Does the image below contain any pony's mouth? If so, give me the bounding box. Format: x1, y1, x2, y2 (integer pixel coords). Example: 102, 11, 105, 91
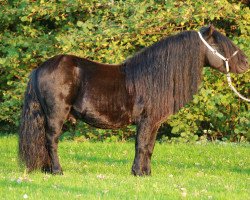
236, 64, 250, 74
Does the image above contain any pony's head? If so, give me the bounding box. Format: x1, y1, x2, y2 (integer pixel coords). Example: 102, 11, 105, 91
200, 25, 249, 74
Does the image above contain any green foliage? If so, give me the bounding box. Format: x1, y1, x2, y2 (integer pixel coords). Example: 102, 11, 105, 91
167, 69, 250, 143
0, 0, 249, 141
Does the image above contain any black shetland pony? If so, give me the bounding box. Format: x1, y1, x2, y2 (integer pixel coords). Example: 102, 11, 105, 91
19, 25, 249, 176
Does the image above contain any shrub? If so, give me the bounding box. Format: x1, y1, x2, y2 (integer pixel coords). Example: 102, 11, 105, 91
0, 0, 249, 141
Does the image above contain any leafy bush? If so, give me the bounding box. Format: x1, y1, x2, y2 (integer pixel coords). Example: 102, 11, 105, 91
0, 0, 249, 141
167, 69, 250, 142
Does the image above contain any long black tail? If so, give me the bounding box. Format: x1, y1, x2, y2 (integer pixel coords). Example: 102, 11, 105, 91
19, 69, 50, 172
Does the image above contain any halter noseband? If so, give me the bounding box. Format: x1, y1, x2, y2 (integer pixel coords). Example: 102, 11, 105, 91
198, 31, 250, 102
197, 31, 238, 73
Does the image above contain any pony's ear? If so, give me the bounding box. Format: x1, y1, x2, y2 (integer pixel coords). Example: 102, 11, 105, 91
200, 25, 215, 38
208, 24, 215, 37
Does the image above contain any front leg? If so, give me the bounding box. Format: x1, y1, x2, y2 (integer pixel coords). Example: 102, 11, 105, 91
132, 120, 160, 176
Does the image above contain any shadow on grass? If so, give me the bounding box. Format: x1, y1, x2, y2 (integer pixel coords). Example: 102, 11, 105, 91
152, 158, 250, 175
0, 133, 17, 138
63, 150, 250, 176
1, 136, 249, 177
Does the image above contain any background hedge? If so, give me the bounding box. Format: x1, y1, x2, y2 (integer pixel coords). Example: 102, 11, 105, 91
0, 0, 249, 142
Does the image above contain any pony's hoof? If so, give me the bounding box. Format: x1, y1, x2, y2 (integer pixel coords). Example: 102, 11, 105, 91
42, 166, 52, 174
43, 166, 63, 175
131, 165, 151, 176
52, 170, 63, 175
52, 168, 63, 175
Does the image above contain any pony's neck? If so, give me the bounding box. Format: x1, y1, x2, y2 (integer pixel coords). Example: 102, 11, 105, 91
123, 31, 205, 120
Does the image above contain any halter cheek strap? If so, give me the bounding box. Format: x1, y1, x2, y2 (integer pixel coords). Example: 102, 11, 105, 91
198, 31, 250, 102
197, 31, 238, 72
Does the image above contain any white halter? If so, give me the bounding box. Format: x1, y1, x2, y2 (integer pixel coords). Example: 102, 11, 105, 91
198, 31, 250, 102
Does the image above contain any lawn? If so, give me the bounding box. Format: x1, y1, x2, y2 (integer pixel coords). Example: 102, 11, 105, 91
0, 135, 249, 200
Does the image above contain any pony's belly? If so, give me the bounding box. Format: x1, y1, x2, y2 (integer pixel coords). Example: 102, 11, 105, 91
83, 115, 130, 129
71, 105, 132, 129
82, 112, 131, 129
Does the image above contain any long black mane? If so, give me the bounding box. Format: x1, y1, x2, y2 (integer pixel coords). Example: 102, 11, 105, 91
124, 31, 204, 120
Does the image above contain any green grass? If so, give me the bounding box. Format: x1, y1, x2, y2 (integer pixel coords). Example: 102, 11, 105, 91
0, 135, 249, 200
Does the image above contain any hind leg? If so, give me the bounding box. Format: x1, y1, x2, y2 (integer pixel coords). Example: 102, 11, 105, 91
45, 104, 71, 174
37, 55, 80, 174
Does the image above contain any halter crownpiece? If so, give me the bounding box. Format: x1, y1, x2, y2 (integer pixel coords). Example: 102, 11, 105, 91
197, 31, 250, 102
